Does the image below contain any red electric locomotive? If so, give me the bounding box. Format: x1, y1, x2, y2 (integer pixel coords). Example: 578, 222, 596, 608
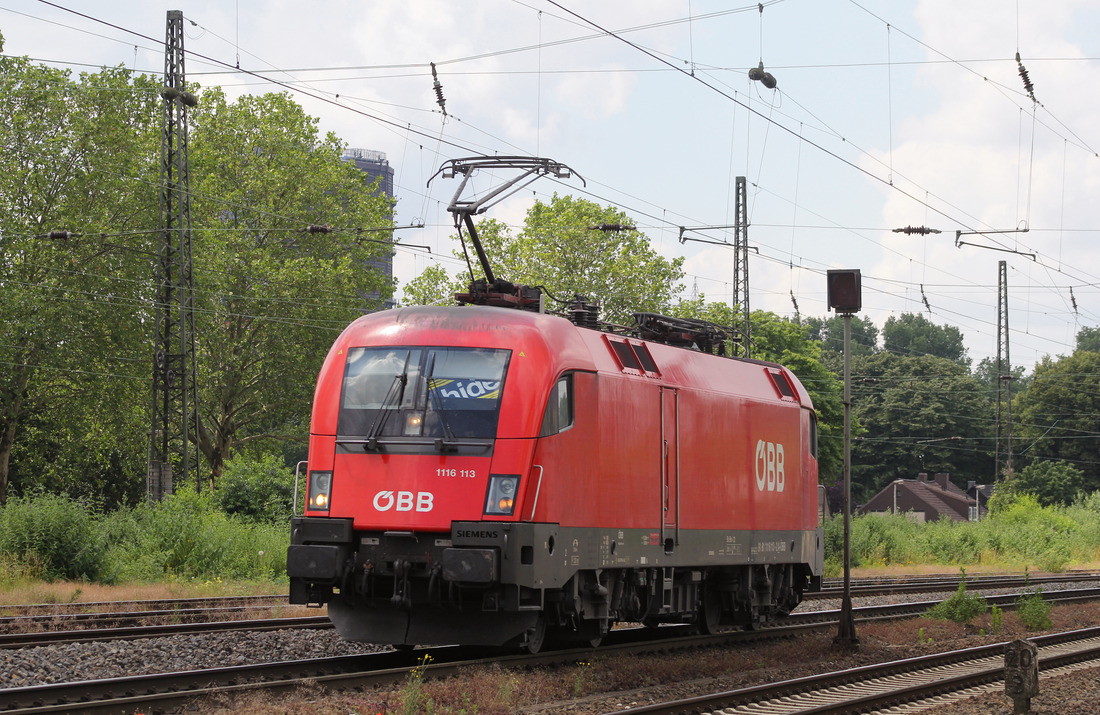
287, 157, 824, 651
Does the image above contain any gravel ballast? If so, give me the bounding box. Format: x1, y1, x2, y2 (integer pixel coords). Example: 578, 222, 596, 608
1, 580, 1098, 714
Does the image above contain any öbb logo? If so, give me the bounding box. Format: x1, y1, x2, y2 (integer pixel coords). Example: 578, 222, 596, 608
373, 490, 434, 512
754, 440, 785, 492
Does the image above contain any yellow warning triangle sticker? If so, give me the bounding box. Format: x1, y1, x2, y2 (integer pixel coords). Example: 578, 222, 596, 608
519, 351, 526, 357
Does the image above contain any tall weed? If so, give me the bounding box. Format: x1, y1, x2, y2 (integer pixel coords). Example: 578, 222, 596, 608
106, 491, 287, 582
0, 493, 107, 581
827, 491, 1100, 571
1016, 589, 1053, 630
926, 571, 987, 623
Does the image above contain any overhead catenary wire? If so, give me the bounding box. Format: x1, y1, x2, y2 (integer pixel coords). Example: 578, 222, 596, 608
10, 1, 1100, 363
15, 0, 1048, 247
15, 2, 1098, 261
8, 4, 1100, 473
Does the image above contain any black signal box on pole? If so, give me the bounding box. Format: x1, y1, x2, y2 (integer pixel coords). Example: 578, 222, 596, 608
827, 269, 862, 313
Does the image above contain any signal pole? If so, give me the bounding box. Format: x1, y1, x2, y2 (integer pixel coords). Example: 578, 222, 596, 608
995, 260, 1013, 480
147, 10, 200, 499
733, 176, 750, 358
828, 269, 861, 650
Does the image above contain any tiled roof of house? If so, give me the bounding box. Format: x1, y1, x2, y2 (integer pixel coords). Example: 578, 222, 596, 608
858, 472, 979, 522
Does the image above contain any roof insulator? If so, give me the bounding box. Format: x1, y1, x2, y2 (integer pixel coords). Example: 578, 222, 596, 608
430, 62, 448, 117
1015, 51, 1036, 103
892, 225, 941, 235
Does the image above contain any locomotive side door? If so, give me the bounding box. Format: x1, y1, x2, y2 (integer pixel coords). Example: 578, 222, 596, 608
660, 387, 679, 549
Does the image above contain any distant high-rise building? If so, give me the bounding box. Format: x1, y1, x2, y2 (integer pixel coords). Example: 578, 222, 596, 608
344, 147, 394, 197
343, 148, 395, 309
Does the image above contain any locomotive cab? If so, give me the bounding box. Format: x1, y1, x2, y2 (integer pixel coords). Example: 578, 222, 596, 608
288, 307, 589, 648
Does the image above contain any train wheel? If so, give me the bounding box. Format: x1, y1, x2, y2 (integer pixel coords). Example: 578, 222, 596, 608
524, 615, 547, 654
576, 618, 605, 648
698, 583, 722, 635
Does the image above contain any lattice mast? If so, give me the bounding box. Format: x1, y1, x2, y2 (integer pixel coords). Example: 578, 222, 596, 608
733, 176, 750, 357
147, 9, 200, 499
995, 260, 1013, 479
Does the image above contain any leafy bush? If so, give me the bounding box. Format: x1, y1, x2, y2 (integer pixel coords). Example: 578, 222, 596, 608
824, 511, 920, 572
982, 493, 1079, 571
826, 491, 1100, 572
0, 493, 107, 581
105, 490, 287, 582
215, 453, 298, 525
1016, 589, 1053, 630
926, 572, 987, 624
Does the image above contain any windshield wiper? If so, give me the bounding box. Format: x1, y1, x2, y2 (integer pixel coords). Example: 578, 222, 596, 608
363, 352, 411, 452
423, 353, 457, 452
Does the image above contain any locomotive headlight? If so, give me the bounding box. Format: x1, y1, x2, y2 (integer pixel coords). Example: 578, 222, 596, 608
484, 474, 519, 516
308, 470, 333, 512
404, 412, 423, 436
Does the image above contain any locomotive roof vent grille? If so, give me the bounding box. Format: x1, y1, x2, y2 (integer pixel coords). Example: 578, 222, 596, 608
606, 336, 661, 377
768, 369, 796, 401
633, 342, 659, 373
609, 340, 640, 370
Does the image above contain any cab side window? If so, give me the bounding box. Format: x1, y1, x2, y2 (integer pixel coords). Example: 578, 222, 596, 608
809, 411, 819, 459
539, 374, 574, 436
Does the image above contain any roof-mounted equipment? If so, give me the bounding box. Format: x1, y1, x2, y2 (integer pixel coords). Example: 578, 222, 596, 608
429, 156, 584, 312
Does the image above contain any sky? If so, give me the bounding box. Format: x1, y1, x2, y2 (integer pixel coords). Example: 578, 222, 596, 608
3, 0, 1099, 372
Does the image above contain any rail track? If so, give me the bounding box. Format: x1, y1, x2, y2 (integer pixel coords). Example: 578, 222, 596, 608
2, 575, 1097, 650
0, 615, 332, 649
601, 626, 1100, 714
0, 594, 288, 618
5, 571, 1094, 649
0, 594, 327, 649
2, 585, 1099, 714
810, 570, 1100, 599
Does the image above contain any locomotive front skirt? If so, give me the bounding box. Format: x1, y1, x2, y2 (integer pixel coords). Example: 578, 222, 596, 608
288, 305, 824, 650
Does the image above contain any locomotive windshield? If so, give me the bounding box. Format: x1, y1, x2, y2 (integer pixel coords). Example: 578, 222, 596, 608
338, 346, 510, 441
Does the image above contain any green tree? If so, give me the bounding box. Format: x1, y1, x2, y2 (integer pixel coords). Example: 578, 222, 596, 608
188, 88, 395, 484
973, 356, 1030, 396
804, 314, 879, 357
469, 195, 684, 324
1014, 460, 1084, 507
850, 353, 994, 501
882, 313, 969, 366
1014, 350, 1100, 494
0, 43, 159, 505
1075, 326, 1100, 353
401, 263, 465, 307
0, 44, 397, 501
215, 453, 297, 524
